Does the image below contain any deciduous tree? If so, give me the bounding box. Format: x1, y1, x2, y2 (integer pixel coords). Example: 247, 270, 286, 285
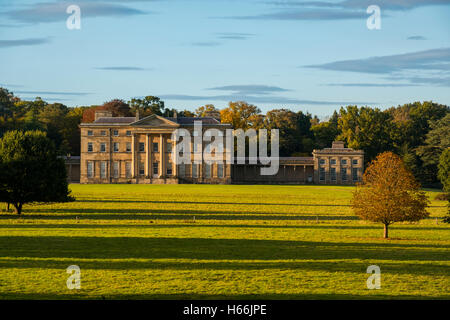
352, 152, 429, 238
0, 130, 74, 215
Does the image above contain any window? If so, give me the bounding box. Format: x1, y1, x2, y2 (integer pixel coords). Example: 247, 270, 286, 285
126, 142, 132, 152
87, 142, 93, 152
100, 143, 106, 152
113, 162, 119, 179
113, 142, 119, 152
205, 163, 211, 178
87, 162, 93, 178
331, 167, 337, 181
217, 163, 224, 178
319, 167, 325, 181
139, 142, 145, 152
192, 164, 198, 178
113, 130, 119, 136
352, 159, 358, 165
153, 143, 159, 153
341, 168, 348, 181
179, 164, 185, 177
125, 162, 132, 178
153, 162, 159, 175
167, 143, 172, 153
87, 130, 93, 136
167, 165, 173, 176
341, 159, 348, 165
101, 130, 106, 136
330, 159, 336, 165
139, 162, 145, 176
352, 168, 358, 181
319, 159, 325, 165
126, 130, 132, 136
100, 161, 107, 179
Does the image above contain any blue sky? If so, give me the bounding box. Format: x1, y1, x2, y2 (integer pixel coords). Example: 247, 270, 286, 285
0, 0, 449, 117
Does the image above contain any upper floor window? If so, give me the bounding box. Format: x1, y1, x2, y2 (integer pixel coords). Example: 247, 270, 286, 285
126, 130, 132, 136
113, 130, 119, 136
341, 159, 348, 166
139, 142, 145, 152
87, 142, 93, 152
126, 142, 132, 152
113, 142, 119, 152
100, 130, 106, 136
153, 142, 159, 153
87, 130, 93, 136
352, 159, 358, 165
330, 159, 336, 165
166, 143, 172, 153
100, 143, 106, 152
319, 159, 325, 165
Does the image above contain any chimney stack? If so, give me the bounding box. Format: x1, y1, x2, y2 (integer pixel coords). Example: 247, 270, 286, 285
136, 109, 140, 121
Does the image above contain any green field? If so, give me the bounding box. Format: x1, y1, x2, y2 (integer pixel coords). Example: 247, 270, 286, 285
0, 184, 448, 299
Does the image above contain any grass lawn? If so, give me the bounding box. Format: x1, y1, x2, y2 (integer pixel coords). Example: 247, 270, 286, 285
0, 184, 448, 299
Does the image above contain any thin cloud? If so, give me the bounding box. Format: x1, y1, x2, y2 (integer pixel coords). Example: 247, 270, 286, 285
207, 84, 291, 95
0, 37, 50, 48
190, 41, 222, 47
325, 83, 418, 87
304, 47, 450, 74
233, 9, 365, 20
161, 93, 376, 105
6, 2, 147, 24
407, 35, 427, 40
95, 66, 148, 71
216, 32, 255, 40
14, 90, 91, 96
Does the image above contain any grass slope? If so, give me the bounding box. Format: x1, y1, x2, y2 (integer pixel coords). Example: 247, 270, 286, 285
0, 185, 448, 299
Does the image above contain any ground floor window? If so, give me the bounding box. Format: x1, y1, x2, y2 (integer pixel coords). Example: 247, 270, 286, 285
319, 167, 325, 181
330, 167, 336, 181
139, 162, 145, 176
217, 163, 224, 178
179, 164, 185, 177
192, 164, 198, 178
341, 168, 347, 181
205, 163, 211, 178
125, 162, 132, 178
100, 161, 107, 179
87, 161, 93, 178
153, 162, 159, 175
113, 162, 119, 178
167, 165, 173, 176
352, 168, 358, 181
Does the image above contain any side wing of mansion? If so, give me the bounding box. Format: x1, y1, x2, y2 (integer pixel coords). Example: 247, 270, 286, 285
73, 111, 364, 185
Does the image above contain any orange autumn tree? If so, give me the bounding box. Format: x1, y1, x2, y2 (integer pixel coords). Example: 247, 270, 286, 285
352, 152, 429, 239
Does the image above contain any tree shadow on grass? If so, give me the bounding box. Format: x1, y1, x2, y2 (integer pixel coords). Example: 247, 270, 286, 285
0, 212, 360, 221
0, 236, 448, 263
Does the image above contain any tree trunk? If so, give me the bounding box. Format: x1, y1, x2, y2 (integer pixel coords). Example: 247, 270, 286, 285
14, 203, 22, 215
383, 224, 389, 239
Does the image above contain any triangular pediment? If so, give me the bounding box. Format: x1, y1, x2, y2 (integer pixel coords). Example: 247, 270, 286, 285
130, 115, 179, 127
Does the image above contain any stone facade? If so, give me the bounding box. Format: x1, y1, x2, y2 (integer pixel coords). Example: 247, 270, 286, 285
79, 112, 232, 184
77, 112, 364, 185
312, 141, 364, 185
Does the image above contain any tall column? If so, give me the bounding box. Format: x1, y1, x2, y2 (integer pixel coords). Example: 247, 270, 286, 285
173, 140, 177, 178
132, 134, 136, 178
159, 134, 164, 178
145, 134, 150, 177
303, 165, 306, 183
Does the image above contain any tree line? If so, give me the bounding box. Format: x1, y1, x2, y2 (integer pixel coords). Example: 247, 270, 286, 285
1, 87, 448, 188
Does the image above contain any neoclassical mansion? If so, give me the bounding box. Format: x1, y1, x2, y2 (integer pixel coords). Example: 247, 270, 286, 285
74, 110, 364, 185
